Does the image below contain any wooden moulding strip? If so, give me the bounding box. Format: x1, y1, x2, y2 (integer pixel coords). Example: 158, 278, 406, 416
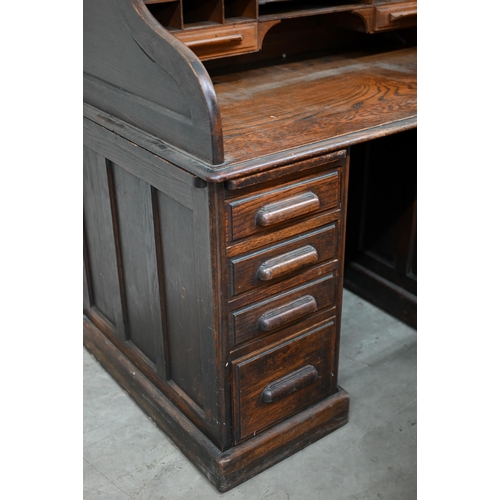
84, 102, 416, 183
83, 315, 350, 492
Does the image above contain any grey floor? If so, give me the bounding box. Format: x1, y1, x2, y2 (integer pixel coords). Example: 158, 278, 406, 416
83, 289, 417, 500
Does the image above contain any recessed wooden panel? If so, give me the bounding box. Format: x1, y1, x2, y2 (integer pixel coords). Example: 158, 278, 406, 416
112, 164, 165, 369
83, 147, 125, 337
232, 320, 336, 442
157, 191, 204, 407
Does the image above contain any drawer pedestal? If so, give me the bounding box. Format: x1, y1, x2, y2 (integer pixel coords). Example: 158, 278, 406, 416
84, 0, 417, 489
83, 122, 351, 490
84, 316, 349, 493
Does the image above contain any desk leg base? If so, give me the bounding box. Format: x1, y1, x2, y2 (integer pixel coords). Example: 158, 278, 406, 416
84, 317, 350, 492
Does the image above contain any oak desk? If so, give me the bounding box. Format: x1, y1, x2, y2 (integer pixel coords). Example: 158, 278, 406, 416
83, 0, 416, 491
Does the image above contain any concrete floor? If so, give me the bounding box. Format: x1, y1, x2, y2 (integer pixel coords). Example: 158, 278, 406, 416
83, 289, 417, 499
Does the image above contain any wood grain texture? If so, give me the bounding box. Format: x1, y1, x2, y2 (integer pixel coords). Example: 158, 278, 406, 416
232, 320, 336, 442
213, 47, 417, 163
157, 191, 205, 407
230, 224, 338, 296
81, 1, 419, 489
257, 245, 319, 281
111, 164, 167, 373
226, 210, 340, 258
83, 117, 196, 210
84, 101, 415, 182
84, 0, 223, 163
83, 147, 126, 339
191, 182, 232, 450
225, 150, 345, 190
231, 273, 336, 347
84, 316, 349, 492
84, 121, 231, 448
261, 365, 318, 403
226, 169, 340, 241
257, 295, 318, 332
373, 2, 417, 32
174, 22, 259, 60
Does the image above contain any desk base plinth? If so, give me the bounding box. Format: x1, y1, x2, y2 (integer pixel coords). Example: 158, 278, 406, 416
83, 317, 350, 492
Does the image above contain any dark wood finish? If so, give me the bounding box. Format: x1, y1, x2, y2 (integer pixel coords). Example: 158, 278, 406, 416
230, 224, 339, 296
84, 0, 416, 491
226, 169, 340, 241
256, 193, 320, 226
258, 295, 317, 332
227, 210, 341, 258
257, 245, 319, 280
83, 127, 232, 449
175, 22, 259, 60
231, 273, 336, 346
225, 150, 346, 190
84, 0, 223, 163
84, 101, 415, 182
214, 47, 416, 163
373, 2, 417, 31
83, 147, 127, 340
258, 3, 368, 22
344, 129, 416, 327
261, 365, 318, 403
183, 0, 223, 25
232, 320, 336, 442
111, 164, 167, 374
84, 317, 349, 492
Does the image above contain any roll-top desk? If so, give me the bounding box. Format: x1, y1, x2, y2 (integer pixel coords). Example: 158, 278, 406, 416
83, 0, 416, 491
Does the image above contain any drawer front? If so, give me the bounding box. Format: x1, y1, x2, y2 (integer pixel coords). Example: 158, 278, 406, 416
374, 2, 417, 31
231, 274, 337, 346
232, 321, 336, 442
229, 224, 338, 297
227, 170, 340, 242
174, 23, 258, 61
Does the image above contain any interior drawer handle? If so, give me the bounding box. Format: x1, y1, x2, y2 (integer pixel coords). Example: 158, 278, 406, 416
389, 9, 417, 21
258, 295, 318, 332
256, 192, 320, 227
257, 245, 319, 281
185, 35, 243, 49
261, 365, 318, 403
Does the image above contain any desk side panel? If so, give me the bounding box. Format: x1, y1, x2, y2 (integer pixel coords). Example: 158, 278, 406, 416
83, 0, 223, 164
83, 123, 229, 449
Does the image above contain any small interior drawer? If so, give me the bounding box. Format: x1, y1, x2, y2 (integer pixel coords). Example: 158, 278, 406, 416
374, 2, 417, 31
174, 23, 258, 61
229, 224, 338, 297
226, 170, 340, 242
231, 274, 337, 346
232, 320, 336, 443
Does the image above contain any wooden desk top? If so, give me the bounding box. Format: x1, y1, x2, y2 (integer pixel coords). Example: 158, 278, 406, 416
84, 41, 416, 182
214, 46, 417, 165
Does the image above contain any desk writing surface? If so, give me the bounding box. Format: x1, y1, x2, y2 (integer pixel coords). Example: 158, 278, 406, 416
212, 46, 417, 164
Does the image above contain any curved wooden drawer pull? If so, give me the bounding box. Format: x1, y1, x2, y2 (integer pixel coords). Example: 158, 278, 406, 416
258, 295, 318, 332
257, 245, 319, 281
390, 9, 417, 21
185, 35, 243, 49
256, 192, 320, 227
261, 365, 318, 403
